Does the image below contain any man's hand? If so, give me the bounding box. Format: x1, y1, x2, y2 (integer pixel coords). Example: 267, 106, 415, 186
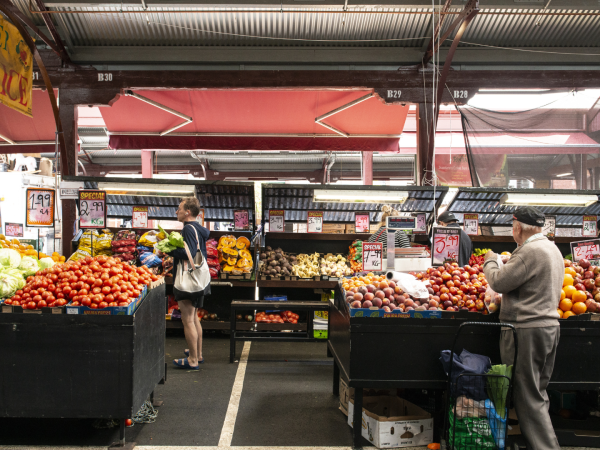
484, 250, 497, 263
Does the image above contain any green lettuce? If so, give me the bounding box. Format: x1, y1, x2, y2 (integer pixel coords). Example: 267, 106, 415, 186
0, 273, 20, 298
18, 256, 39, 277
0, 249, 21, 269
156, 239, 176, 253
39, 257, 55, 270
168, 232, 184, 248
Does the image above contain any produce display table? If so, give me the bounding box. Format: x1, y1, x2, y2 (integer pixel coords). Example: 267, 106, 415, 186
327, 288, 600, 447
0, 284, 167, 448
230, 300, 328, 362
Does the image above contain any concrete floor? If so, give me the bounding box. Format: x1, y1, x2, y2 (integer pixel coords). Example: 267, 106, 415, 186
0, 332, 595, 450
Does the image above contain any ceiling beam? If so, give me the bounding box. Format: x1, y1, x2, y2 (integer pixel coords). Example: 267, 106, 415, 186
32, 0, 72, 63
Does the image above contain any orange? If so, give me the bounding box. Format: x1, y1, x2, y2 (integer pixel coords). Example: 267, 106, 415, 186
559, 298, 573, 312
557, 308, 564, 318
563, 311, 576, 319
572, 290, 587, 303
563, 285, 577, 299
563, 274, 574, 287
560, 289, 566, 301
572, 302, 587, 315
565, 267, 577, 277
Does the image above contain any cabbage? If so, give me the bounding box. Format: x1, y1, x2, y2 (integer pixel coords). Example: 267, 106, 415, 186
18, 256, 39, 277
0, 249, 21, 269
0, 273, 19, 299
39, 257, 55, 270
156, 238, 176, 254
168, 232, 185, 248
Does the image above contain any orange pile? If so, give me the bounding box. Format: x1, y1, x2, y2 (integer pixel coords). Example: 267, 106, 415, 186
341, 273, 388, 292
560, 267, 588, 319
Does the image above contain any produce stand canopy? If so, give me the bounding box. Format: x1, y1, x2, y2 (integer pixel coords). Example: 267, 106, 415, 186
447, 187, 600, 228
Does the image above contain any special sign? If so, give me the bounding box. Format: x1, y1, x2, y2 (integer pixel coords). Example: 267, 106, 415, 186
79, 190, 107, 229
26, 188, 55, 227
234, 210, 249, 231
570, 239, 600, 262
0, 17, 33, 117
355, 213, 370, 233
269, 210, 285, 233
363, 242, 383, 271
431, 227, 461, 266
5, 222, 23, 238
307, 211, 323, 233
132, 206, 148, 228
583, 215, 597, 237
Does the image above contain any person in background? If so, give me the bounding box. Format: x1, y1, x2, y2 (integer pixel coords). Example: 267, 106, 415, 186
483, 206, 562, 450
436, 211, 473, 267
166, 197, 210, 370
368, 206, 410, 250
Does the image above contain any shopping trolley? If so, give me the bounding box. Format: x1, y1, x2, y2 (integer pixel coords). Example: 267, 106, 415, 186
441, 322, 518, 450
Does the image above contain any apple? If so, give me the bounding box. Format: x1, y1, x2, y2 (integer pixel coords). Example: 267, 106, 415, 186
584, 271, 595, 279
580, 259, 591, 269
564, 259, 572, 268
585, 299, 596, 312
584, 279, 596, 290
575, 283, 586, 292
594, 266, 600, 276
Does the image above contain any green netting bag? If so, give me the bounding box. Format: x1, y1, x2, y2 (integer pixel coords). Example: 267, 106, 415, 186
449, 408, 496, 450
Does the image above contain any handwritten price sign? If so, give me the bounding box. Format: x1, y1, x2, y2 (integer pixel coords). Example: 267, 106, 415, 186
583, 215, 597, 237
363, 242, 383, 271
307, 211, 323, 233
414, 213, 427, 234
543, 215, 556, 238
26, 188, 55, 227
570, 239, 600, 262
269, 210, 285, 233
132, 206, 148, 228
79, 190, 107, 229
464, 213, 479, 236
5, 223, 23, 238
234, 210, 249, 231
431, 227, 461, 266
355, 213, 370, 233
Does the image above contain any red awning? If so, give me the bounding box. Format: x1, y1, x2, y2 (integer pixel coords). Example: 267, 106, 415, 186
103, 90, 408, 152
0, 90, 57, 154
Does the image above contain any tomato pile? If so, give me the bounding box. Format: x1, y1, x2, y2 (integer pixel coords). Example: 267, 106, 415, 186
4, 255, 159, 310
255, 310, 299, 324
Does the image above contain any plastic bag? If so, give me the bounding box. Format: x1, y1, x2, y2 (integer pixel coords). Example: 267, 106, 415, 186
139, 230, 160, 247
484, 255, 504, 314
114, 230, 137, 241
440, 349, 492, 401
449, 408, 496, 450
455, 396, 487, 419
386, 271, 429, 299
485, 399, 507, 449
140, 252, 162, 268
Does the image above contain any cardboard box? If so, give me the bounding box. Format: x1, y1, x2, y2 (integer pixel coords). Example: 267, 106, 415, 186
339, 379, 393, 416
323, 224, 346, 234
348, 396, 433, 449
345, 224, 356, 234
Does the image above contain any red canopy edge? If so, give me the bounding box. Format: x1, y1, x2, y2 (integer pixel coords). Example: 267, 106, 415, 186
0, 144, 56, 154
108, 135, 400, 152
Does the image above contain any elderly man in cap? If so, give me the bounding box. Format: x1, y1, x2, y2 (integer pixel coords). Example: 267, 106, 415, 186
483, 206, 563, 450
436, 210, 473, 266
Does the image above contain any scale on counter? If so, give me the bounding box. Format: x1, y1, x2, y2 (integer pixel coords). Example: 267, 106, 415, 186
386, 216, 416, 231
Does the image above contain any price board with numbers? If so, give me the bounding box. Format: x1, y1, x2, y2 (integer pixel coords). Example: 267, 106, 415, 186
132, 206, 148, 228
583, 215, 597, 237
26, 188, 55, 227
363, 242, 383, 271
431, 227, 461, 266
414, 213, 427, 234
463, 214, 479, 236
307, 211, 323, 233
79, 190, 107, 229
269, 210, 285, 233
543, 215, 556, 238
5, 223, 23, 238
197, 209, 205, 227
355, 213, 370, 233
234, 210, 249, 231
570, 239, 600, 262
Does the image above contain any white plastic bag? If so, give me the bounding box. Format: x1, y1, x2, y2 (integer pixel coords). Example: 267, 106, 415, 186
484, 255, 503, 314
386, 271, 429, 299
455, 396, 487, 419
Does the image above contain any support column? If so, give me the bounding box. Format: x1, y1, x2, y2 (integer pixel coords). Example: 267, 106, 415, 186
594, 167, 600, 190
58, 102, 78, 258
141, 151, 154, 178
416, 103, 432, 186
362, 151, 373, 185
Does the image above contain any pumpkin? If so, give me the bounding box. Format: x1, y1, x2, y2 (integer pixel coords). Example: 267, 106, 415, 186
236, 236, 250, 249
239, 249, 252, 260
227, 256, 238, 266
221, 247, 238, 257
236, 258, 252, 268
222, 264, 234, 272
218, 235, 236, 249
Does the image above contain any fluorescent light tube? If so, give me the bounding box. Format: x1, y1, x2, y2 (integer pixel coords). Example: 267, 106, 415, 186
556, 173, 572, 177
500, 193, 597, 207
98, 182, 196, 197
313, 189, 408, 203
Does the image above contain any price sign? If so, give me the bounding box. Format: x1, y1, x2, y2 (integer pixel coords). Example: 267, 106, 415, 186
543, 215, 556, 238
431, 227, 461, 266
132, 206, 148, 228
234, 210, 249, 231
355, 213, 370, 233
197, 209, 205, 227
583, 215, 597, 237
79, 190, 107, 229
26, 188, 55, 227
363, 242, 383, 271
570, 239, 600, 262
463, 214, 479, 236
307, 211, 323, 233
414, 213, 427, 234
269, 210, 285, 233
5, 223, 23, 238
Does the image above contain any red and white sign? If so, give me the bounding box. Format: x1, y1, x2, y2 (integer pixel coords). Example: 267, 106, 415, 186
355, 213, 370, 233
463, 214, 479, 236
132, 206, 148, 228
414, 213, 427, 234
234, 210, 249, 231
197, 209, 205, 227
570, 239, 600, 262
5, 222, 23, 238
269, 210, 285, 233
307, 211, 323, 233
26, 188, 55, 227
431, 227, 461, 266
583, 215, 597, 237
363, 242, 383, 271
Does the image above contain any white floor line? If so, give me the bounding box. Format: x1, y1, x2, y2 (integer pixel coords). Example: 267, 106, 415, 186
218, 341, 252, 448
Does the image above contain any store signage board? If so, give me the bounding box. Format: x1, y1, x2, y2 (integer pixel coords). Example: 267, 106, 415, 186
363, 242, 383, 272
5, 223, 24, 238
26, 188, 55, 227
355, 213, 370, 233
79, 190, 107, 229
234, 210, 249, 231
132, 206, 148, 228
414, 213, 427, 234
431, 227, 461, 266
570, 239, 600, 262
59, 181, 84, 200
386, 217, 416, 231
269, 210, 285, 233
543, 215, 556, 239
463, 214, 479, 236
307, 211, 323, 233
583, 215, 597, 237
197, 209, 204, 227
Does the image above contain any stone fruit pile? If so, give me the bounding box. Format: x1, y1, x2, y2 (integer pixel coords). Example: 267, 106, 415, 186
558, 259, 600, 318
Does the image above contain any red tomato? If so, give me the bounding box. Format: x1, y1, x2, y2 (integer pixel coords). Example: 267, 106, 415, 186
70, 301, 80, 306
12, 301, 20, 306
41, 292, 50, 300
56, 292, 65, 299
83, 283, 91, 291
74, 270, 83, 277
32, 295, 42, 303
81, 297, 92, 307
93, 279, 102, 287
57, 299, 67, 306
38, 300, 47, 308
47, 296, 55, 303
30, 290, 39, 297
101, 286, 111, 294
132, 289, 140, 298
12, 295, 21, 302
105, 294, 115, 302
150, 275, 158, 281
48, 284, 56, 292
15, 290, 23, 296
92, 287, 102, 294
100, 273, 110, 281
63, 286, 72, 295
78, 288, 88, 296
4, 299, 12, 305
117, 293, 128, 302
27, 301, 36, 309
103, 279, 113, 287
109, 267, 120, 276
69, 290, 78, 299
89, 303, 98, 309
21, 293, 30, 300
98, 302, 108, 309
